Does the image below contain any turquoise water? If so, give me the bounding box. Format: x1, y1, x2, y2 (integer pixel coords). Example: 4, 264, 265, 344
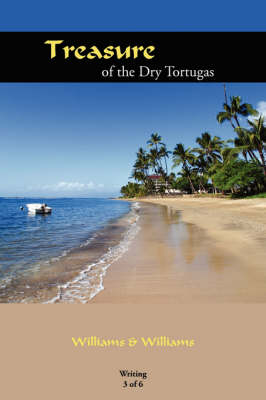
0, 197, 131, 296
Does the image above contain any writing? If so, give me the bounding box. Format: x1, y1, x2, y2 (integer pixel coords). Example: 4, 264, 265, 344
45, 40, 155, 60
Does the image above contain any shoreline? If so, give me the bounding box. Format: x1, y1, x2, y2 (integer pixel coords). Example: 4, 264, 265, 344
138, 197, 266, 260
92, 198, 266, 303
0, 200, 137, 303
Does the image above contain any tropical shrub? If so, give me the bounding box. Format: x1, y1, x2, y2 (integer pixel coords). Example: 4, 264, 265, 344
213, 160, 265, 194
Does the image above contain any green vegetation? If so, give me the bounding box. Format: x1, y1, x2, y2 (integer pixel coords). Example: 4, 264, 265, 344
244, 193, 266, 199
120, 86, 266, 198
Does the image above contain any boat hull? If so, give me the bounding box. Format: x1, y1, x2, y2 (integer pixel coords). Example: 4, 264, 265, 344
26, 203, 52, 214
35, 208, 52, 214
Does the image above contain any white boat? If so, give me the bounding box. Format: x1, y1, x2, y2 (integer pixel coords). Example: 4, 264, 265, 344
26, 203, 52, 214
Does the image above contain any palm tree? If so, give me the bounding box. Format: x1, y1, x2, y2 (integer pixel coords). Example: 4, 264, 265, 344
147, 133, 164, 150
131, 169, 145, 183
148, 148, 161, 174
235, 116, 266, 175
220, 146, 240, 164
172, 143, 196, 193
194, 132, 223, 164
217, 88, 258, 130
159, 144, 171, 175
147, 133, 164, 171
131, 147, 150, 187
193, 132, 227, 194
135, 147, 149, 177
136, 147, 147, 161
192, 155, 208, 192
233, 130, 259, 163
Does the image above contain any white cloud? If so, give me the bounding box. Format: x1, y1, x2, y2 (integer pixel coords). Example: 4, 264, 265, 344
55, 181, 96, 190
27, 181, 104, 192
249, 101, 266, 124
256, 101, 266, 119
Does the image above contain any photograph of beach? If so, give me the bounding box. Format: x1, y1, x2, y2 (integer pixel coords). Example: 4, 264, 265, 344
0, 83, 265, 303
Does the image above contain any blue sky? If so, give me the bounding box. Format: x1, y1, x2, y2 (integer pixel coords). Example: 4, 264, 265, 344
1, 0, 266, 196
0, 0, 266, 31
1, 83, 266, 197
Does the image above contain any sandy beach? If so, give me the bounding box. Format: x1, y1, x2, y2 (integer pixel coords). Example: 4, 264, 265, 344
92, 197, 266, 303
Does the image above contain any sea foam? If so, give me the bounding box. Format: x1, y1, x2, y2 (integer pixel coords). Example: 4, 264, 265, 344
45, 202, 140, 303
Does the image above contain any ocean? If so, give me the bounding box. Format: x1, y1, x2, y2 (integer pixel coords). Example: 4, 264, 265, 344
0, 197, 139, 303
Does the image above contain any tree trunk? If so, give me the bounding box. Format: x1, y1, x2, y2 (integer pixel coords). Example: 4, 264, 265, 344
251, 151, 260, 163
187, 174, 195, 193
223, 85, 237, 130
234, 115, 241, 128
164, 157, 168, 175
230, 119, 236, 130
258, 148, 266, 176
223, 84, 228, 105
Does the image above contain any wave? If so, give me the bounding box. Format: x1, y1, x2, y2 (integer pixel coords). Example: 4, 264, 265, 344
45, 202, 141, 303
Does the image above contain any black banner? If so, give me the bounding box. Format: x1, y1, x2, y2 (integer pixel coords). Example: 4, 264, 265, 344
0, 32, 265, 82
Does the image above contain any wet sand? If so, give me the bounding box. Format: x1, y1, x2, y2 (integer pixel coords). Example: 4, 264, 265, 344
0, 213, 134, 303
92, 199, 266, 303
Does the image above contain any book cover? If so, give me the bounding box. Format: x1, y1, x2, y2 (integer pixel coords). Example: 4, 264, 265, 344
0, 30, 265, 399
